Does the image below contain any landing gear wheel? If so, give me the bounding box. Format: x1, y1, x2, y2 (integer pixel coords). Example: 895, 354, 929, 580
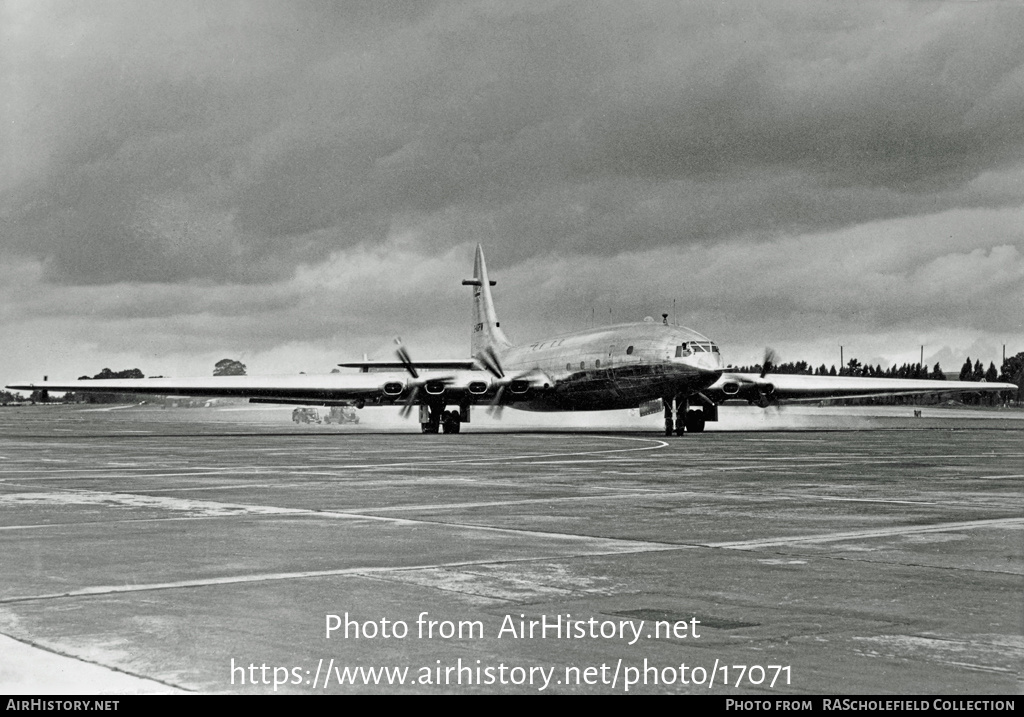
441, 411, 462, 434
684, 409, 706, 433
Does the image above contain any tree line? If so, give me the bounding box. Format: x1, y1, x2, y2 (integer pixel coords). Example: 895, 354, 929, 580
2, 359, 247, 405
733, 359, 947, 380
733, 351, 1023, 406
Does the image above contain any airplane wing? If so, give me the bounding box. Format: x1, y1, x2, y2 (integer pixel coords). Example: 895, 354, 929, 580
5, 368, 538, 408
704, 372, 1017, 406
6, 374, 394, 404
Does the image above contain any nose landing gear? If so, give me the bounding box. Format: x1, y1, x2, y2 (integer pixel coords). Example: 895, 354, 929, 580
663, 397, 706, 435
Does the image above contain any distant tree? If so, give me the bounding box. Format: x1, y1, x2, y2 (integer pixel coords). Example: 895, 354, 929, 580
91, 368, 144, 380
845, 358, 861, 376
214, 359, 246, 376
984, 362, 998, 383
829, 365, 837, 376
999, 351, 1024, 406
980, 362, 999, 405
959, 358, 973, 381
999, 352, 1024, 383
0, 390, 20, 404
75, 368, 145, 403
930, 363, 945, 380
973, 360, 985, 382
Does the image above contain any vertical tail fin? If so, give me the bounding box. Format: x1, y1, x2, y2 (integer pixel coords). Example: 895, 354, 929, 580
462, 244, 512, 356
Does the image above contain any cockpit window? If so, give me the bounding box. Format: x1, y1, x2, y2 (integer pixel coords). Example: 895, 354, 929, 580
676, 341, 719, 357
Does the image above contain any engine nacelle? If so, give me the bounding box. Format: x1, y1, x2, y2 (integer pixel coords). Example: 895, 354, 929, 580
755, 382, 775, 408
424, 380, 447, 395
509, 379, 530, 394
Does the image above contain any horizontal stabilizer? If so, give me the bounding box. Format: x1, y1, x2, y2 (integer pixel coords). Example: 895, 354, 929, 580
338, 359, 481, 372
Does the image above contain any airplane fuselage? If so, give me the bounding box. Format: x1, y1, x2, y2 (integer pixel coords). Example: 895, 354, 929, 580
498, 321, 724, 411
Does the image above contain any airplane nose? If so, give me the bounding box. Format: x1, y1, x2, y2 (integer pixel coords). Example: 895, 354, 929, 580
694, 353, 721, 370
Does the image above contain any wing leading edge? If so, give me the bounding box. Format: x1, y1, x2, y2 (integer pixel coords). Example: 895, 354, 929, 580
6, 374, 390, 402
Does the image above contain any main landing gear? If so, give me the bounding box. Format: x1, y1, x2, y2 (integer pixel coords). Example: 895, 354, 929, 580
420, 404, 464, 434
663, 397, 706, 436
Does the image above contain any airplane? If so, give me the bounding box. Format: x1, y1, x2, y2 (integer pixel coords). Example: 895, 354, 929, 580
7, 245, 1016, 435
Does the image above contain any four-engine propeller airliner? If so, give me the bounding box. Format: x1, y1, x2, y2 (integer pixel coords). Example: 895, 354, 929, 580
7, 245, 1016, 435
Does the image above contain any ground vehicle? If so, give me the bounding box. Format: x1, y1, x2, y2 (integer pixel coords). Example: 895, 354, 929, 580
291, 407, 321, 424
325, 406, 359, 424
291, 406, 359, 424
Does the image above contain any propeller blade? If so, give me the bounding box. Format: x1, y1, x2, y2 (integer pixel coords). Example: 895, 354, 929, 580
399, 386, 419, 419
487, 385, 505, 417
760, 347, 779, 379
476, 346, 505, 379
394, 338, 418, 379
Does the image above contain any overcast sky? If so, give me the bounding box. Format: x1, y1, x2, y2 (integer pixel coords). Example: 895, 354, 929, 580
2, 0, 1022, 384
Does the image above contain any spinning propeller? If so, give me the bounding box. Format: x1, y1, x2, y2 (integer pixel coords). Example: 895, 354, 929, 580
760, 347, 778, 379
757, 347, 781, 409
474, 348, 552, 418
393, 339, 454, 419
395, 338, 418, 379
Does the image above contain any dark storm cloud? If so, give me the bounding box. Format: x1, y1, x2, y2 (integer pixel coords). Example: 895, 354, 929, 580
3, 1, 1024, 286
